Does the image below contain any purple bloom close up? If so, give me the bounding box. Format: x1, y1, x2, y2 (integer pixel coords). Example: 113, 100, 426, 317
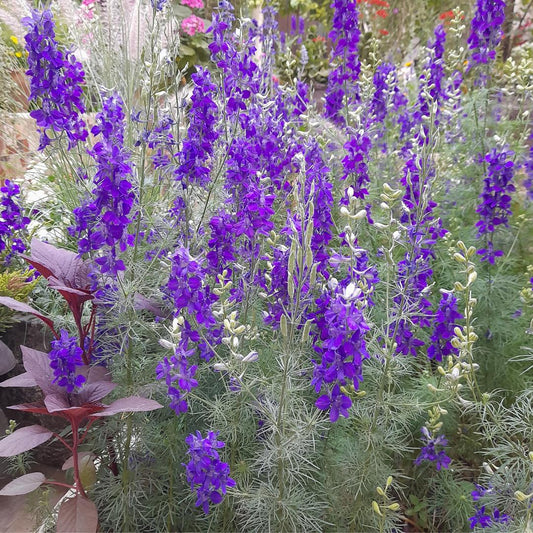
468, 0, 506, 65
183, 431, 236, 514
414, 426, 451, 471
23, 9, 88, 150
49, 330, 86, 393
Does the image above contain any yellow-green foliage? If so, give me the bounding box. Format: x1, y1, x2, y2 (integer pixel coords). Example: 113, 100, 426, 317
0, 269, 38, 334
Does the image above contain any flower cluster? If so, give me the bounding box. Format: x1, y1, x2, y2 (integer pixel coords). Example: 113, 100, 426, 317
469, 485, 510, 529
369, 62, 407, 127
183, 431, 236, 514
310, 279, 371, 422
156, 338, 198, 414
182, 0, 204, 7
414, 427, 451, 471
324, 0, 361, 126
71, 93, 135, 276
476, 148, 515, 264
417, 24, 447, 126
0, 180, 29, 262
428, 291, 462, 362
390, 152, 446, 356
146, 114, 177, 175
175, 67, 219, 188
22, 9, 88, 150
524, 130, 533, 201
341, 132, 372, 202
167, 247, 218, 334
48, 330, 86, 393
468, 0, 506, 65
181, 15, 205, 36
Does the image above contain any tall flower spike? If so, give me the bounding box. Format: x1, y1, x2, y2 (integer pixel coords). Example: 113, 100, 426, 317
324, 0, 361, 126
183, 431, 236, 514
71, 93, 136, 276
0, 180, 30, 262
22, 9, 88, 150
475, 148, 515, 264
428, 292, 463, 362
468, 0, 506, 65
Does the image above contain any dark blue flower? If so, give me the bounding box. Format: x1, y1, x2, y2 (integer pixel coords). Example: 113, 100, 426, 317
324, 0, 361, 126
22, 9, 88, 150
476, 148, 515, 264
468, 0, 506, 65
428, 292, 463, 361
183, 431, 236, 514
0, 180, 30, 262
414, 427, 451, 471
70, 93, 135, 276
49, 330, 86, 393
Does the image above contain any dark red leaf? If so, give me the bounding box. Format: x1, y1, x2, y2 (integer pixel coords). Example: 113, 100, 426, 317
0, 372, 38, 388
44, 393, 70, 413
84, 365, 112, 384
77, 381, 117, 404
0, 472, 46, 496
55, 404, 105, 426
56, 495, 98, 533
7, 402, 50, 415
0, 425, 53, 457
91, 396, 163, 417
24, 239, 92, 291
0, 297, 56, 333
0, 340, 16, 376
21, 345, 63, 396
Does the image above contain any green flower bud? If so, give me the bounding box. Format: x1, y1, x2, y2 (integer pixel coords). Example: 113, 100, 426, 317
372, 501, 382, 516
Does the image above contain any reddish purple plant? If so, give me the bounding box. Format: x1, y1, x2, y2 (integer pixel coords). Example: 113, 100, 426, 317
0, 239, 162, 532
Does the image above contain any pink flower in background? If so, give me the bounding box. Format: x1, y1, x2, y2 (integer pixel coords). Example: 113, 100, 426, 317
181, 15, 205, 36
82, 0, 97, 5
181, 0, 204, 8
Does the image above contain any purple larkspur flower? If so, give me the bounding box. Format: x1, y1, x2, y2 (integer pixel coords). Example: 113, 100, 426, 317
428, 291, 463, 361
324, 0, 361, 126
476, 148, 515, 264
310, 278, 371, 422
71, 93, 135, 276
22, 9, 88, 150
468, 0, 506, 65
156, 339, 198, 414
49, 330, 86, 393
414, 426, 451, 471
0, 180, 30, 262
175, 67, 219, 188
183, 431, 236, 514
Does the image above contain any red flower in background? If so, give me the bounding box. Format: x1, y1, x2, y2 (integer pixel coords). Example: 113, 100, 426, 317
357, 0, 389, 5
376, 9, 388, 18
440, 10, 454, 20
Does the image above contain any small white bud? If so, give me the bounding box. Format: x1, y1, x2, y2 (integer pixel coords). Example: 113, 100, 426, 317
242, 351, 259, 363
158, 339, 174, 350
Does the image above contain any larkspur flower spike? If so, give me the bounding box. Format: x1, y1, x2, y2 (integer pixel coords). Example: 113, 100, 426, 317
183, 431, 236, 514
